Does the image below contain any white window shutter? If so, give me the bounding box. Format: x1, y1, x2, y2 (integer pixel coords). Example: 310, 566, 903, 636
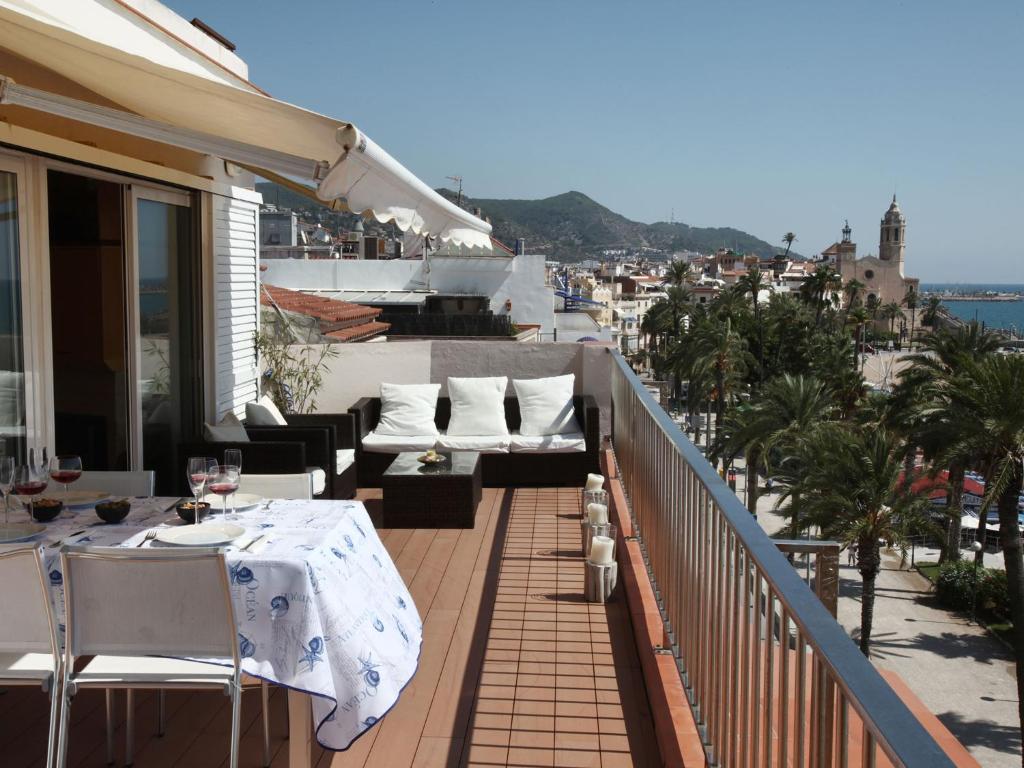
213, 193, 259, 419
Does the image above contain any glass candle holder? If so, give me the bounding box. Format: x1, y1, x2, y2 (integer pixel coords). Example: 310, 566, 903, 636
587, 523, 617, 565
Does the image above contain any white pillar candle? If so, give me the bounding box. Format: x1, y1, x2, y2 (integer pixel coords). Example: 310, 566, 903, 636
585, 473, 605, 492
587, 502, 608, 525
589, 535, 615, 565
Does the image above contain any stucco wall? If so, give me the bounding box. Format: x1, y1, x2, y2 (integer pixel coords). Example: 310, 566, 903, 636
312, 340, 614, 434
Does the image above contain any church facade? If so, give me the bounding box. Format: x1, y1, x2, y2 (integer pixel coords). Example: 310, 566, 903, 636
820, 196, 920, 309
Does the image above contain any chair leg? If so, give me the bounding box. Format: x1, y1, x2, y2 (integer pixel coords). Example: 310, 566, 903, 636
157, 690, 166, 736
46, 677, 60, 768
104, 689, 115, 766
229, 680, 242, 768
261, 682, 271, 767
125, 689, 135, 766
55, 684, 72, 768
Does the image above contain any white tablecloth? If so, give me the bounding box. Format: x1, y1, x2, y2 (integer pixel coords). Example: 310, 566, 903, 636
36, 497, 422, 751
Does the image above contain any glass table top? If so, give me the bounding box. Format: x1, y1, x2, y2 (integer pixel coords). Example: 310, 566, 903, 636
384, 451, 481, 478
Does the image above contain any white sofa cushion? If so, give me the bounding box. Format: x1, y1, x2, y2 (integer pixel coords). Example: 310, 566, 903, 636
376, 383, 441, 436
336, 448, 356, 474
362, 431, 437, 454
203, 412, 249, 442
245, 394, 288, 426
446, 376, 509, 436
509, 432, 587, 454
513, 374, 581, 436
436, 432, 510, 453
305, 467, 327, 496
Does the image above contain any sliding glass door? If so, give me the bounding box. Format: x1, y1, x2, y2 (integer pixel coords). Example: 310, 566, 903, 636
0, 168, 26, 462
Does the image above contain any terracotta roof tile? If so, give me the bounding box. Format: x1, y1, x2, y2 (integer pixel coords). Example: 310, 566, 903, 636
261, 284, 387, 342
325, 321, 391, 342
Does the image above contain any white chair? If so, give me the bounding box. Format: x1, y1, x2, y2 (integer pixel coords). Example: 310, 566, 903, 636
0, 543, 61, 768
239, 472, 314, 500
56, 546, 245, 768
74, 470, 155, 497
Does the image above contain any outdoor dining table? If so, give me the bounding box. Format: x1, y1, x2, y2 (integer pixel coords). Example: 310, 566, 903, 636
34, 496, 423, 766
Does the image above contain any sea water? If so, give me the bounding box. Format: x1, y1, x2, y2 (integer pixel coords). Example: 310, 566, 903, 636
921, 283, 1024, 334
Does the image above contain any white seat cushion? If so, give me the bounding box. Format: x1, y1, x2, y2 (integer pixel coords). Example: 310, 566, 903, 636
0, 652, 55, 682
362, 431, 437, 453
336, 448, 356, 474
446, 376, 509, 436
376, 383, 441, 437
513, 374, 582, 436
436, 432, 510, 453
73, 655, 233, 688
509, 432, 587, 454
306, 467, 327, 495
245, 394, 288, 426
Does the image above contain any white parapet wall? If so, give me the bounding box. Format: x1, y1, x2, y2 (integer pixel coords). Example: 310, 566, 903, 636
312, 340, 614, 434
261, 254, 556, 335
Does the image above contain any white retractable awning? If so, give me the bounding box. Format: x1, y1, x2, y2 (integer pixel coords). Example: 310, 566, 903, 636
0, 0, 492, 249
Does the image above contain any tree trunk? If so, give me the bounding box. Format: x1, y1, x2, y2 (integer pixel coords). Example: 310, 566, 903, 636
746, 454, 759, 515
942, 461, 965, 564
789, 491, 801, 538
858, 536, 881, 656
996, 469, 1024, 757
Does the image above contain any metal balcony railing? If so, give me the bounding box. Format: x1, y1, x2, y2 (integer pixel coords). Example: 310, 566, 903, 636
609, 352, 955, 768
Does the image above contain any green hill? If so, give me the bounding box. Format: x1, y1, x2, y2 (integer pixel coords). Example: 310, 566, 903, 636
255, 181, 790, 260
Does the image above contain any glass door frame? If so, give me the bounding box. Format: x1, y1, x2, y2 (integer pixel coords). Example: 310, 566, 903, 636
125, 184, 193, 470
0, 151, 44, 460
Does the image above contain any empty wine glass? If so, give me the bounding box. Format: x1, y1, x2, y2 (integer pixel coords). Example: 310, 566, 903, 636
208, 465, 240, 520
0, 456, 14, 531
50, 455, 82, 498
187, 456, 211, 526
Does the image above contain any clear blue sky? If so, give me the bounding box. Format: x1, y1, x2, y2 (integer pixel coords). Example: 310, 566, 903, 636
167, 0, 1022, 282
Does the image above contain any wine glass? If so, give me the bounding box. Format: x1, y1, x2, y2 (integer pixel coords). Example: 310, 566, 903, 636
208, 465, 240, 520
187, 457, 211, 526
15, 463, 48, 520
0, 456, 14, 531
50, 455, 82, 499
224, 449, 242, 517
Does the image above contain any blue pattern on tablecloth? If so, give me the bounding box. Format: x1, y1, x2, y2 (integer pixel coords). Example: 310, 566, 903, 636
36, 498, 422, 751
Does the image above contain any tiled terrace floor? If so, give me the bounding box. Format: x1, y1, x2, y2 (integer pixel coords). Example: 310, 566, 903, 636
1, 488, 659, 767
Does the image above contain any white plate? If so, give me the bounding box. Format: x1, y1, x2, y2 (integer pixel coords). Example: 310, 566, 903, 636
0, 522, 46, 544
154, 522, 246, 547
48, 490, 111, 509
200, 493, 263, 511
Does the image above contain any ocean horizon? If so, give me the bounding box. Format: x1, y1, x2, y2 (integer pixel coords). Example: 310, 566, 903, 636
921, 282, 1024, 333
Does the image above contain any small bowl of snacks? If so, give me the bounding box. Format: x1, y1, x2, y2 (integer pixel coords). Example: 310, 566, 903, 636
95, 499, 131, 524
176, 501, 211, 524
417, 449, 447, 465
30, 498, 63, 523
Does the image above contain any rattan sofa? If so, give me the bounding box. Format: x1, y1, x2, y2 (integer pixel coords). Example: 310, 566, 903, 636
349, 395, 600, 488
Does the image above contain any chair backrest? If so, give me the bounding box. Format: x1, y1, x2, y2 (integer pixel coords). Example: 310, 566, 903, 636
239, 472, 313, 500
61, 546, 238, 663
0, 544, 58, 656
75, 470, 155, 497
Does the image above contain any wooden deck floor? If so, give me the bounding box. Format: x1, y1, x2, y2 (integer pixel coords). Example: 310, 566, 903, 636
1, 488, 660, 767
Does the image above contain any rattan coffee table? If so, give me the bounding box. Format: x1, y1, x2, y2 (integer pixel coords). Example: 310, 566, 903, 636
381, 451, 482, 528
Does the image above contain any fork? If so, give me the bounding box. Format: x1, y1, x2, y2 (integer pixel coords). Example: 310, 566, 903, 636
136, 529, 159, 548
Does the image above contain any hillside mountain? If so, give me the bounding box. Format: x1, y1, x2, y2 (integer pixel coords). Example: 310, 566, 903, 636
255, 181, 790, 260
439, 190, 790, 260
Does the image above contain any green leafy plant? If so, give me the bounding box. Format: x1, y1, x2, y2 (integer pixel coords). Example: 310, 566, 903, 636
254, 329, 339, 414
935, 559, 1010, 620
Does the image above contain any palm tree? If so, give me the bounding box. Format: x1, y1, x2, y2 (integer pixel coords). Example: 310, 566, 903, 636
782, 232, 796, 258
843, 278, 866, 311
903, 287, 919, 349
922, 295, 943, 327
800, 265, 842, 327
848, 306, 871, 370
666, 260, 692, 287
719, 374, 834, 519
933, 355, 1024, 744
903, 323, 1000, 561
736, 266, 767, 374
795, 424, 935, 656
882, 301, 902, 339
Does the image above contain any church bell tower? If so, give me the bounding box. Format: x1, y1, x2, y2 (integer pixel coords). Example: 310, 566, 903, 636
879, 195, 906, 272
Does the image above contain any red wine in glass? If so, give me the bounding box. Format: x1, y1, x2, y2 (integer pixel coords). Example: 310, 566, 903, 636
209, 464, 240, 518
14, 480, 47, 495
50, 455, 83, 498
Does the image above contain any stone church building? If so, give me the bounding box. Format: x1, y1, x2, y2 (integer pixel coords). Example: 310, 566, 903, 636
821, 196, 920, 308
